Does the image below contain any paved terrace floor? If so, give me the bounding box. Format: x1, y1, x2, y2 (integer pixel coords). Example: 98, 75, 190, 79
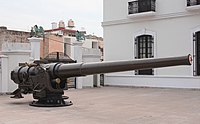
0, 87, 200, 124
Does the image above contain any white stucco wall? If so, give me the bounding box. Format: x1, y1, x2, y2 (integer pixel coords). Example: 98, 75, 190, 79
0, 43, 31, 93
82, 39, 99, 49
82, 39, 93, 48
104, 0, 189, 22
104, 15, 200, 76
103, 0, 200, 88
5, 52, 30, 92
0, 55, 8, 93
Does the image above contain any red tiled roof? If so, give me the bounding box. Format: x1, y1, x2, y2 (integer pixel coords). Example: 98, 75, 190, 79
44, 27, 77, 33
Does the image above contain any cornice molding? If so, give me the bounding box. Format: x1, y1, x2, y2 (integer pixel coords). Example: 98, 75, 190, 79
102, 11, 200, 27
186, 5, 200, 11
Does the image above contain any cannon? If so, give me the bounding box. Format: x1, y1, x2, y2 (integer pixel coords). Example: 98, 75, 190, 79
10, 55, 192, 107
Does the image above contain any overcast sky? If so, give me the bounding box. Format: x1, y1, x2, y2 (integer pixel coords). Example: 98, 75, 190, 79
0, 0, 103, 37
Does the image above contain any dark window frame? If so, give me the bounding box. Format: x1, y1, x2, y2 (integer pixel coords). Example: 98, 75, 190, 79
187, 0, 200, 6
64, 43, 68, 55
135, 35, 154, 75
194, 31, 200, 76
128, 0, 156, 15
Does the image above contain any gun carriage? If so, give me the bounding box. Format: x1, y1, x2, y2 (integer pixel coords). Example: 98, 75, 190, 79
11, 55, 192, 107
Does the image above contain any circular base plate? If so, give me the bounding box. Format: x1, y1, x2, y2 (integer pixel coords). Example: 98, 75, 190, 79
29, 101, 73, 107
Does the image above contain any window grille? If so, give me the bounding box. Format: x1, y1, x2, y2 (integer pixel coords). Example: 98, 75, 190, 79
194, 31, 200, 76
128, 0, 156, 14
187, 0, 200, 6
135, 35, 154, 75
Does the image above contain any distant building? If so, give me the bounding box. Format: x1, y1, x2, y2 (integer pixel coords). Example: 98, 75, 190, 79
41, 33, 64, 58
42, 21, 103, 61
0, 26, 30, 50
43, 26, 86, 58
85, 34, 104, 61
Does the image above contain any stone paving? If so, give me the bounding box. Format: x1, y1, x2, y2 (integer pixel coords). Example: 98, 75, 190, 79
0, 87, 200, 124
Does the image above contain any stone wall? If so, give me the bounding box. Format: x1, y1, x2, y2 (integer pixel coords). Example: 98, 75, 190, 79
0, 26, 30, 50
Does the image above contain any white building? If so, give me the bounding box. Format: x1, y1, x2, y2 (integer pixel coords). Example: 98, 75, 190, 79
102, 0, 200, 88
82, 38, 99, 49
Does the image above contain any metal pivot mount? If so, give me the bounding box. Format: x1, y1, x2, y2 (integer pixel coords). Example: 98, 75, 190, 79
29, 95, 72, 107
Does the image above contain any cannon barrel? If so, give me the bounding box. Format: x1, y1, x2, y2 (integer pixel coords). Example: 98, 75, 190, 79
10, 54, 192, 107
51, 54, 192, 78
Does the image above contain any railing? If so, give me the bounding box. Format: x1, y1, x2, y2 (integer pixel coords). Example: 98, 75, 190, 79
187, 0, 200, 6
128, 0, 156, 15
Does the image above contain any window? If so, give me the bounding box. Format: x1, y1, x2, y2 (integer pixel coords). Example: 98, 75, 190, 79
135, 35, 154, 75
64, 38, 71, 56
64, 43, 67, 55
194, 31, 200, 76
128, 0, 156, 14
187, 0, 200, 6
92, 42, 98, 49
